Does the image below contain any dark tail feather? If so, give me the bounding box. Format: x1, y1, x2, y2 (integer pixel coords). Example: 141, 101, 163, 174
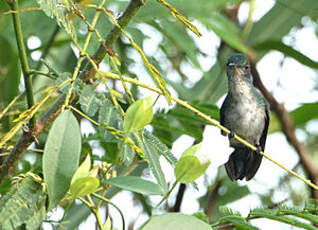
225, 148, 263, 181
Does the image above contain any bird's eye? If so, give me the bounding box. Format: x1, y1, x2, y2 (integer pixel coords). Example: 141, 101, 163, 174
244, 66, 249, 70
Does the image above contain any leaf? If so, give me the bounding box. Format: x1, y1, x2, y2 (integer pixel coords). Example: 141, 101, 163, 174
135, 134, 168, 194
156, 0, 201, 37
142, 213, 212, 230
70, 177, 100, 198
43, 110, 81, 210
121, 143, 135, 166
200, 13, 250, 54
36, 0, 75, 35
0, 176, 46, 230
143, 130, 177, 165
250, 209, 317, 230
104, 176, 163, 195
79, 85, 101, 116
71, 154, 91, 185
123, 97, 153, 133
269, 103, 318, 133
98, 97, 122, 141
254, 41, 318, 69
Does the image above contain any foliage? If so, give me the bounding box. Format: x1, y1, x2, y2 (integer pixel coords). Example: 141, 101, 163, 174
0, 0, 318, 229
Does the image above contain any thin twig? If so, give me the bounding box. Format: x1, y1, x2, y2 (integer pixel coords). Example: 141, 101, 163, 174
9, 0, 35, 129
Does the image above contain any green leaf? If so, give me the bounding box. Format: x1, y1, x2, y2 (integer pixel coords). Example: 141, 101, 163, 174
254, 41, 318, 69
0, 176, 46, 230
135, 134, 168, 194
144, 130, 177, 165
36, 0, 75, 34
71, 154, 91, 185
79, 85, 101, 116
104, 176, 163, 195
174, 144, 210, 184
142, 213, 212, 230
121, 143, 135, 166
70, 177, 100, 198
124, 97, 153, 132
250, 209, 317, 230
98, 97, 122, 141
43, 110, 81, 210
200, 13, 249, 54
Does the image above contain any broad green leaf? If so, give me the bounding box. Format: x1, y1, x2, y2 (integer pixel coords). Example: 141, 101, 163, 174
124, 97, 153, 133
71, 154, 91, 185
255, 41, 318, 69
43, 110, 81, 210
142, 213, 211, 230
104, 176, 163, 195
175, 144, 210, 184
79, 85, 100, 116
70, 177, 100, 198
0, 176, 46, 230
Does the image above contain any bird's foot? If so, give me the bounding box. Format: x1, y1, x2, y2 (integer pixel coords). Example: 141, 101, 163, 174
255, 144, 262, 155
228, 130, 235, 139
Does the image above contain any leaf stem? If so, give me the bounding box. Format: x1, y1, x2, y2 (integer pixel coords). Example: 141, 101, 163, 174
92, 193, 125, 230
9, 0, 35, 129
155, 180, 178, 209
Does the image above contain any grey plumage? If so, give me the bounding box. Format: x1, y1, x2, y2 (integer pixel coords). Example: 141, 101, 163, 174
220, 54, 270, 181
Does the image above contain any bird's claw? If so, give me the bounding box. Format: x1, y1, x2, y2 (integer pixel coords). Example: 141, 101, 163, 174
255, 144, 262, 155
228, 130, 235, 139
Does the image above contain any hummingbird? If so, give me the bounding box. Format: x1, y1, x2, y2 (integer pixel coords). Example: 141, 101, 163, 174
220, 54, 270, 181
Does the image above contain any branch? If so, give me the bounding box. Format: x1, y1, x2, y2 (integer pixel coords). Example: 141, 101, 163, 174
99, 72, 318, 191
0, 0, 144, 184
9, 0, 35, 129
250, 63, 318, 199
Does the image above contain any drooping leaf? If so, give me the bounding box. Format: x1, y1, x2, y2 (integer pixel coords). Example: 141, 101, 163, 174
142, 213, 212, 230
121, 143, 135, 166
104, 176, 163, 195
0, 176, 46, 230
43, 110, 81, 210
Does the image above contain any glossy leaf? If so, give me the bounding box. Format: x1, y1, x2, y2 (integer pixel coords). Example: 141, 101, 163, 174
104, 176, 163, 195
142, 213, 212, 230
43, 110, 81, 210
124, 97, 153, 133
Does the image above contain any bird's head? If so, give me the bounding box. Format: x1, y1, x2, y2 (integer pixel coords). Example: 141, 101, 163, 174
226, 54, 252, 82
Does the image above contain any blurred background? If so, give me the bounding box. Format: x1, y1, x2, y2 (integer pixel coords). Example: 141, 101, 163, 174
1, 0, 318, 229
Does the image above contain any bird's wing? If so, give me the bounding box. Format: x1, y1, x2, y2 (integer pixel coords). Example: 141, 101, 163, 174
220, 95, 229, 135
260, 105, 270, 151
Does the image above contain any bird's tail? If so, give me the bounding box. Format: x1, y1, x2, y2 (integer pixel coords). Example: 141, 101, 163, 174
225, 147, 262, 181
